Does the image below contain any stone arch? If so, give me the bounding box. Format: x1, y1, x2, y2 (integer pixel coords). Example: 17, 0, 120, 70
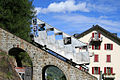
8, 47, 33, 80
8, 47, 33, 67
42, 65, 67, 80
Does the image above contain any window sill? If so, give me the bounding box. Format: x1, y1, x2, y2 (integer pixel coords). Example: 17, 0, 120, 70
106, 61, 111, 63
105, 49, 112, 50
93, 74, 100, 75
94, 61, 99, 62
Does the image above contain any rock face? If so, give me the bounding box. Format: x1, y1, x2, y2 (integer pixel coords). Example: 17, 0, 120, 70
0, 28, 97, 80
0, 52, 21, 80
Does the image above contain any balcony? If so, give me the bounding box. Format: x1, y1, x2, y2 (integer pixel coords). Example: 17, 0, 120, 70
104, 73, 115, 79
89, 37, 103, 45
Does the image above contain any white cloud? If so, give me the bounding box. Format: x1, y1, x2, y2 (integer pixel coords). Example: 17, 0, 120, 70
35, 0, 119, 15
87, 3, 117, 13
35, 0, 89, 14
54, 14, 120, 32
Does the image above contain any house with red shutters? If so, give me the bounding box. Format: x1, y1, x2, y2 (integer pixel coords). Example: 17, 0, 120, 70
74, 25, 120, 80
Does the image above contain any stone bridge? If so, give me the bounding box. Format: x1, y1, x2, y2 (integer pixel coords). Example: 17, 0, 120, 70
0, 28, 97, 80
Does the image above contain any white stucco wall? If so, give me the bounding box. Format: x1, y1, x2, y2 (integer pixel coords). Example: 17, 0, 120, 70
78, 30, 120, 80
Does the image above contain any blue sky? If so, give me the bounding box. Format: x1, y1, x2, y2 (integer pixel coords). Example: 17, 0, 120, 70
33, 0, 120, 37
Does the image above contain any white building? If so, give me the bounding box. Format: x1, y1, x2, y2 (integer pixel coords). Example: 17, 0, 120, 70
74, 25, 120, 80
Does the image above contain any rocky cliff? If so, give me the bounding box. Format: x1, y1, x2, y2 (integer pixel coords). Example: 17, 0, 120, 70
0, 52, 21, 80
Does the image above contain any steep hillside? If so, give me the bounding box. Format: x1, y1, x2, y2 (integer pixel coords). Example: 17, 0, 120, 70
0, 52, 20, 80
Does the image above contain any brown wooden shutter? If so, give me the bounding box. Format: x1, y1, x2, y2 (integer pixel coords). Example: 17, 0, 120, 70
94, 55, 98, 62
92, 33, 94, 38
99, 45, 100, 50
104, 67, 106, 74
92, 45, 94, 50
98, 33, 100, 38
111, 67, 113, 74
92, 67, 94, 74
111, 44, 113, 50
107, 55, 111, 62
98, 67, 100, 74
104, 44, 107, 50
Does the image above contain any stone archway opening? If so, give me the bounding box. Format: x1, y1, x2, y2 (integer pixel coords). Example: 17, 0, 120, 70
42, 65, 67, 80
8, 48, 32, 67
8, 48, 33, 80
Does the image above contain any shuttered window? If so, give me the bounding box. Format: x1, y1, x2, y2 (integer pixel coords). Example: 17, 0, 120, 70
92, 32, 101, 38
104, 67, 113, 74
92, 45, 100, 50
104, 44, 113, 50
107, 55, 111, 62
92, 67, 100, 74
94, 55, 98, 62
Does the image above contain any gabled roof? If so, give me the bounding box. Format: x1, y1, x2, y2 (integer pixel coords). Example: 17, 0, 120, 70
74, 25, 120, 45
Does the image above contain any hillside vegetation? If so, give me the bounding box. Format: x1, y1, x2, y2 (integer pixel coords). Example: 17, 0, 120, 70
0, 52, 20, 80
46, 66, 66, 80
0, 0, 35, 42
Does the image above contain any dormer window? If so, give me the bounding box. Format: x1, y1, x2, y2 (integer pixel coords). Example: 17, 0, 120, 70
92, 32, 100, 38
90, 32, 102, 45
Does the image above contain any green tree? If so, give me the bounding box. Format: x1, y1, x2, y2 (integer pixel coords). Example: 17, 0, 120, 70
0, 0, 35, 41
18, 52, 32, 67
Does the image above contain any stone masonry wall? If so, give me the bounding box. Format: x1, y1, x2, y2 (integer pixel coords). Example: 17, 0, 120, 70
0, 28, 97, 80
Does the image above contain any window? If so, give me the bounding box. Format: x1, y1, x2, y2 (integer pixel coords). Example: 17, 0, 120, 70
92, 32, 100, 38
55, 32, 63, 40
107, 55, 111, 62
104, 44, 113, 50
104, 67, 113, 75
92, 45, 100, 50
92, 67, 100, 74
47, 28, 54, 36
94, 55, 99, 62
32, 18, 37, 25
64, 37, 71, 45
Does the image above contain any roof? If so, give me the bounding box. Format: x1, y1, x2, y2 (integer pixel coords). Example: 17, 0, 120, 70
74, 25, 120, 45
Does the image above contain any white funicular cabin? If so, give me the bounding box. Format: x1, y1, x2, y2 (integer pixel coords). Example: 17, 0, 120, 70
31, 18, 89, 65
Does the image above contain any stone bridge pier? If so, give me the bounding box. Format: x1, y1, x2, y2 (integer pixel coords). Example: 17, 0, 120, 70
0, 28, 97, 80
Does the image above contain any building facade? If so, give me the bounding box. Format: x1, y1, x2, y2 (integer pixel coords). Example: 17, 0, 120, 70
74, 25, 120, 80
